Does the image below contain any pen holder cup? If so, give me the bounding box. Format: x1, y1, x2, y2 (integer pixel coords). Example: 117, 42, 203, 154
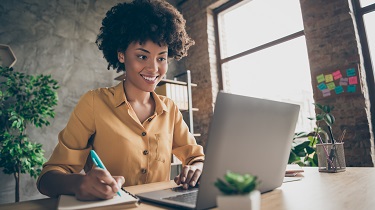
316, 143, 346, 173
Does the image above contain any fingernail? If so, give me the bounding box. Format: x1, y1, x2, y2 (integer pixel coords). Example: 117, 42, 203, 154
181, 177, 185, 183
190, 181, 195, 186
184, 184, 188, 189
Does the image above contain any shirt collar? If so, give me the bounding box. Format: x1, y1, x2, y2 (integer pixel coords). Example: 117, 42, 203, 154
114, 81, 168, 114
151, 91, 168, 115
114, 81, 127, 108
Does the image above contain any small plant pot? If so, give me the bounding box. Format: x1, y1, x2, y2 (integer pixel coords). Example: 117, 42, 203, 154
216, 190, 261, 210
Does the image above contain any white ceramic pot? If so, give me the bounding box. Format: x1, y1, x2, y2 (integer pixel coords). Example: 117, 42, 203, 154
216, 190, 261, 210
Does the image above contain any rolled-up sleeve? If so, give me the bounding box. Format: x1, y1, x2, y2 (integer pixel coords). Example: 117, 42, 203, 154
171, 103, 205, 166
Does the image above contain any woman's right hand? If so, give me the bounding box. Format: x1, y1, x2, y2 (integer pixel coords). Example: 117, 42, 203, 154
75, 167, 125, 201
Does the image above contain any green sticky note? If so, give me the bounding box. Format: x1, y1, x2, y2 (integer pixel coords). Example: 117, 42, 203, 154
316, 74, 325, 83
347, 85, 356, 93
347, 68, 356, 77
326, 82, 336, 90
335, 86, 344, 94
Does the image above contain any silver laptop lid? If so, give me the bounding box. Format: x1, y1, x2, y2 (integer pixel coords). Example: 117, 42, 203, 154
195, 91, 300, 210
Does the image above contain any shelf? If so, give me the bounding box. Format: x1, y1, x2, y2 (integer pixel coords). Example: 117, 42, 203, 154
114, 73, 197, 87
0, 44, 17, 68
180, 107, 199, 112
158, 78, 197, 87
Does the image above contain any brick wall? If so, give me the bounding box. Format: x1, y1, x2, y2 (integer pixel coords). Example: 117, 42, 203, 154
179, 0, 375, 166
178, 0, 221, 147
300, 0, 374, 166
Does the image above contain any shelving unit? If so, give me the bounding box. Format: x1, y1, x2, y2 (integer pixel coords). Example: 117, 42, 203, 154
169, 70, 199, 137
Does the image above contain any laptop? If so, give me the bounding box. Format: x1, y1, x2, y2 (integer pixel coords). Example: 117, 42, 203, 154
136, 91, 300, 210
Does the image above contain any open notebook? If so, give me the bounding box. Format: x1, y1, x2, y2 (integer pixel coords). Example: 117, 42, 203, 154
57, 189, 139, 210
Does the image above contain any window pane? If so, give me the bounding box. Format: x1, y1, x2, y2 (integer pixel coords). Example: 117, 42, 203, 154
359, 0, 375, 7
218, 0, 304, 58
364, 12, 375, 73
222, 36, 315, 132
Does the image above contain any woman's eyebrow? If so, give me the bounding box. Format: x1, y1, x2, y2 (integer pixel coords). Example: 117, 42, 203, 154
136, 48, 168, 55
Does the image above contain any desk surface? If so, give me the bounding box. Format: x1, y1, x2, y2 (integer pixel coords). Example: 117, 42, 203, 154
0, 167, 374, 210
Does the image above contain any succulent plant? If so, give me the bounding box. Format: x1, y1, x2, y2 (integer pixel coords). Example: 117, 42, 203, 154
214, 171, 259, 195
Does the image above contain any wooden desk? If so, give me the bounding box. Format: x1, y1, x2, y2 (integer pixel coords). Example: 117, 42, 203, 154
0, 167, 374, 210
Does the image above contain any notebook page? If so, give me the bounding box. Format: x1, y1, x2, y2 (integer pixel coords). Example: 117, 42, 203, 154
58, 189, 138, 210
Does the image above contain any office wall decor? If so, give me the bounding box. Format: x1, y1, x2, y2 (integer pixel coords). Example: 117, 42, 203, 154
313, 64, 361, 100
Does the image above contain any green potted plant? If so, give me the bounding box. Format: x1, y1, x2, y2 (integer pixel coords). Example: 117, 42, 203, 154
0, 66, 59, 202
288, 103, 334, 166
214, 171, 260, 210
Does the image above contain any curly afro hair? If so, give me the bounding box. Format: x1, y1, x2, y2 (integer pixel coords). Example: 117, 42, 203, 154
96, 0, 195, 72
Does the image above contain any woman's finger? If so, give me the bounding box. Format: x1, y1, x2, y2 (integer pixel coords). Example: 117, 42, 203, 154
189, 168, 202, 187
93, 168, 120, 194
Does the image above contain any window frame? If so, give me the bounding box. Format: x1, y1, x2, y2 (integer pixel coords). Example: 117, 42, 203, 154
351, 0, 375, 137
213, 0, 305, 91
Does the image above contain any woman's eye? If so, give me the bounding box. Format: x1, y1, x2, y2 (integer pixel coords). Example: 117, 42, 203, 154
159, 57, 167, 62
138, 55, 147, 60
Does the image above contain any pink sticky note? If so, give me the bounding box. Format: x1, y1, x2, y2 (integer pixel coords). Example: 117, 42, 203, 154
322, 89, 331, 97
332, 70, 342, 80
349, 76, 358, 85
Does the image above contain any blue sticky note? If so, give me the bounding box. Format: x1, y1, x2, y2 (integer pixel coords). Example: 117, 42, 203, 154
317, 83, 327, 90
347, 68, 356, 77
347, 85, 356, 93
335, 86, 344, 94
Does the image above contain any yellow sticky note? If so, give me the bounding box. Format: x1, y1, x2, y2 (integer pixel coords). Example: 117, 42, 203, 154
325, 74, 333, 82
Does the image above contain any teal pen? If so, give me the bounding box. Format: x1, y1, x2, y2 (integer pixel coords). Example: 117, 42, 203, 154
90, 150, 121, 197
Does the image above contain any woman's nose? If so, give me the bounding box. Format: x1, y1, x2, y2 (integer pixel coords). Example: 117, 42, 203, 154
146, 59, 158, 71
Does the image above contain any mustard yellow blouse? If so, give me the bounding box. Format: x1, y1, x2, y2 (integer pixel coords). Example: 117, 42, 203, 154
37, 81, 204, 188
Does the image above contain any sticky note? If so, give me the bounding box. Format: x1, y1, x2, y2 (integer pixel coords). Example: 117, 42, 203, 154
347, 68, 356, 77
322, 89, 331, 97
316, 74, 325, 83
325, 74, 334, 82
349, 76, 358, 85
339, 78, 348, 86
332, 70, 343, 80
335, 86, 344, 94
326, 82, 336, 90
317, 83, 327, 90
347, 85, 356, 93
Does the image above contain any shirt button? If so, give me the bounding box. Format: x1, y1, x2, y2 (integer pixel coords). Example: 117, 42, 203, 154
142, 132, 147, 136
141, 168, 147, 174
147, 118, 152, 122
143, 150, 149, 155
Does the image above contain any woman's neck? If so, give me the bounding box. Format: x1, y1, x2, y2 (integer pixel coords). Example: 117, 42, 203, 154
123, 80, 152, 104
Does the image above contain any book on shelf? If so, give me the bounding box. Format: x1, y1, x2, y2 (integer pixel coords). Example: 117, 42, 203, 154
57, 189, 139, 210
155, 83, 188, 110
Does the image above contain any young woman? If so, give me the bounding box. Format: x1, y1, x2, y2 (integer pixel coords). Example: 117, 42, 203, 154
37, 0, 204, 201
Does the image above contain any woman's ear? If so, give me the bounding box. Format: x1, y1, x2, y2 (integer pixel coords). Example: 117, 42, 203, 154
118, 52, 125, 63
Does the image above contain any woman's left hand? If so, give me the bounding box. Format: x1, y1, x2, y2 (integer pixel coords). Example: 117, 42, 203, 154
174, 162, 203, 189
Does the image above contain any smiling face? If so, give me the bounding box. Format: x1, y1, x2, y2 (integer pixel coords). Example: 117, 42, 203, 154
118, 40, 168, 93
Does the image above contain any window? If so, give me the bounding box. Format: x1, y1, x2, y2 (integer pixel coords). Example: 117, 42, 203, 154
362, 5, 375, 73
214, 0, 315, 132
352, 0, 375, 136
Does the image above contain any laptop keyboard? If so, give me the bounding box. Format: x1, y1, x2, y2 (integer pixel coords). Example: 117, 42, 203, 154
163, 191, 198, 205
